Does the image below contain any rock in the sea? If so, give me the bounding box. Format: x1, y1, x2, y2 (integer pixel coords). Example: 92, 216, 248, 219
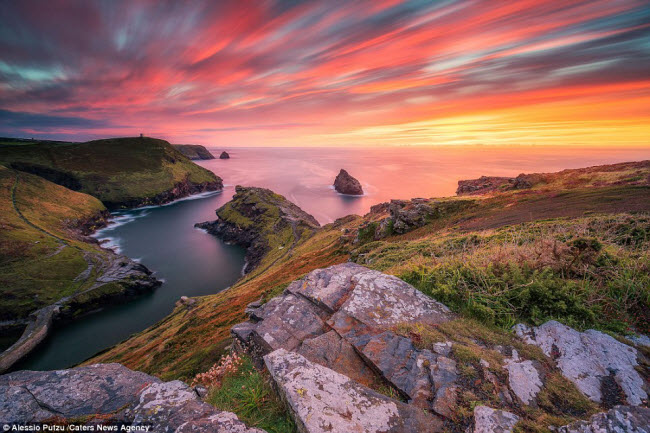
514, 321, 648, 406
233, 263, 455, 414
220, 151, 230, 159
557, 405, 650, 433
0, 363, 264, 432
264, 349, 443, 433
334, 169, 363, 195
472, 406, 519, 433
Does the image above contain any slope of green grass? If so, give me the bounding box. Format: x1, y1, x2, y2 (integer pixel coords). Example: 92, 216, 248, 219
0, 137, 221, 208
0, 165, 108, 323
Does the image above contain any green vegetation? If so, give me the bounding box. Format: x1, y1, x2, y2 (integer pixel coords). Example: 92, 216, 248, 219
0, 165, 112, 322
206, 356, 296, 433
373, 215, 650, 333
0, 137, 221, 208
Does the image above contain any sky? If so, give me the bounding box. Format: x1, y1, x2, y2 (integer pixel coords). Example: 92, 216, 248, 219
1, 0, 649, 147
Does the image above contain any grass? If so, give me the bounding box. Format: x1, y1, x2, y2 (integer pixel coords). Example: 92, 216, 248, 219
206, 355, 296, 433
0, 137, 221, 208
354, 214, 650, 334
0, 165, 113, 322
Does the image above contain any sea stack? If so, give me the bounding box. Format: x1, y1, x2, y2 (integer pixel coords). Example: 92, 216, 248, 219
220, 151, 230, 159
334, 169, 363, 195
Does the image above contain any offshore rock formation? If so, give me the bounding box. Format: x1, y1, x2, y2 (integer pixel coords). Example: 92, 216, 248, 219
220, 151, 230, 159
172, 144, 215, 160
196, 186, 319, 273
333, 169, 363, 195
0, 363, 263, 432
232, 263, 650, 433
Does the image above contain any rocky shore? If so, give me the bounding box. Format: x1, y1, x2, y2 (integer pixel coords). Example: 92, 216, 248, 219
0, 253, 159, 374
196, 186, 319, 273
105, 176, 223, 209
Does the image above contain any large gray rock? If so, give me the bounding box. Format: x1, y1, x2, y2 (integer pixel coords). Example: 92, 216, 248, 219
557, 406, 650, 433
233, 263, 456, 408
0, 363, 264, 432
0, 363, 158, 418
132, 380, 265, 433
472, 406, 519, 433
264, 349, 443, 433
514, 321, 648, 406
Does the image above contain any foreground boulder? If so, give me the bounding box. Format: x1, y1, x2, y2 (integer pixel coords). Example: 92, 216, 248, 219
233, 263, 455, 421
0, 363, 264, 432
515, 321, 648, 406
264, 349, 442, 433
333, 169, 363, 195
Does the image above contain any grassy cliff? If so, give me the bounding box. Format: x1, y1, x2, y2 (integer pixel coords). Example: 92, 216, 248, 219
0, 137, 222, 208
0, 165, 160, 333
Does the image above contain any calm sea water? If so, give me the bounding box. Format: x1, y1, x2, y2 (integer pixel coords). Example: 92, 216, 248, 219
200, 146, 650, 224
14, 146, 650, 370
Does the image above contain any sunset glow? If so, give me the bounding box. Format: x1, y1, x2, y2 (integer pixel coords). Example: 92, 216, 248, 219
1, 0, 649, 147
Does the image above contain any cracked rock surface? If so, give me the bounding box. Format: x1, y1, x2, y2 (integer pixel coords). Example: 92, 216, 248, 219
514, 321, 648, 406
0, 363, 264, 432
264, 349, 442, 433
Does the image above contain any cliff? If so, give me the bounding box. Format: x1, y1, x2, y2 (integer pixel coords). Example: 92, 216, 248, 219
196, 186, 320, 273
173, 144, 216, 160
0, 165, 160, 373
0, 137, 223, 209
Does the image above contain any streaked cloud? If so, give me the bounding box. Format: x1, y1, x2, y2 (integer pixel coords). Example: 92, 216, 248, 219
0, 0, 648, 146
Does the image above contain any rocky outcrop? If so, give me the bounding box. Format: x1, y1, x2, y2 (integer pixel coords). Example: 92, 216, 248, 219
456, 174, 540, 195
557, 406, 650, 433
0, 255, 160, 374
514, 321, 648, 406
264, 349, 442, 433
220, 151, 230, 159
353, 197, 476, 242
196, 186, 319, 273
472, 406, 519, 433
333, 169, 363, 195
0, 363, 264, 432
172, 144, 215, 160
233, 263, 456, 424
106, 175, 223, 209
